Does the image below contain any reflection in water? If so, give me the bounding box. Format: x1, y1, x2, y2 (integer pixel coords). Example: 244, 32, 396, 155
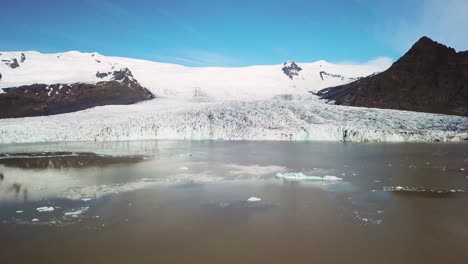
0, 152, 148, 169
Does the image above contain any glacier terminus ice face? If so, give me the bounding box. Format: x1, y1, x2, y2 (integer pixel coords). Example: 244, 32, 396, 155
0, 97, 466, 143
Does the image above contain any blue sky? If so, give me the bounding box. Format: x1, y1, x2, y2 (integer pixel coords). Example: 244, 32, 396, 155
2, 0, 467, 66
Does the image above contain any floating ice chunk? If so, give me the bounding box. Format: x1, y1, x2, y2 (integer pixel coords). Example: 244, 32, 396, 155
275, 172, 342, 181
179, 166, 189, 170
64, 210, 84, 216
323, 176, 343, 181
32, 218, 39, 222
81, 198, 92, 202
37, 206, 54, 212
16, 210, 24, 214
395, 186, 404, 191
247, 197, 261, 202
64, 206, 89, 217
460, 168, 466, 171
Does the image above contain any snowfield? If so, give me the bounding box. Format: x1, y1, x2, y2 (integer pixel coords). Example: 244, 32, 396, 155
0, 97, 466, 143
0, 51, 384, 99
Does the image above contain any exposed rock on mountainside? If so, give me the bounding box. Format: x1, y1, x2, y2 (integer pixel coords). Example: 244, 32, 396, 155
317, 36, 468, 116
0, 68, 154, 118
282, 61, 302, 79
319, 71, 362, 82
2, 58, 20, 69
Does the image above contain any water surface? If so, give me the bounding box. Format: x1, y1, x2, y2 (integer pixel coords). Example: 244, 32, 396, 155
0, 141, 467, 264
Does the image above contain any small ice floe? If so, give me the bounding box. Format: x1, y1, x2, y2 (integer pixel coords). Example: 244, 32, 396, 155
81, 198, 92, 202
140, 178, 156, 182
36, 206, 54, 212
64, 210, 84, 217
275, 172, 343, 182
31, 218, 39, 222
64, 207, 89, 217
179, 166, 189, 170
16, 210, 24, 214
247, 197, 261, 202
395, 186, 404, 191
460, 168, 466, 171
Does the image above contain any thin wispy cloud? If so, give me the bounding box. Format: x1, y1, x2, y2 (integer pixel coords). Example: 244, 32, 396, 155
378, 0, 468, 52
153, 50, 243, 67
337, 56, 394, 70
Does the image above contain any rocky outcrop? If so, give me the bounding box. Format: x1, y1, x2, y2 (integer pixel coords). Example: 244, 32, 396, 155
319, 71, 362, 82
2, 58, 20, 69
317, 36, 468, 116
282, 61, 302, 79
0, 68, 154, 118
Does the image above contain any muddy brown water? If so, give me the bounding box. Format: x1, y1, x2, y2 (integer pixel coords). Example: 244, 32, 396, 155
0, 140, 467, 264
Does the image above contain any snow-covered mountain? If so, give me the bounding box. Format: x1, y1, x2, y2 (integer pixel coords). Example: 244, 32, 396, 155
0, 51, 385, 100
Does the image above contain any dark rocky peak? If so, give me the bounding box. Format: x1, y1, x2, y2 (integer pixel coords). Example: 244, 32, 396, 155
410, 36, 454, 52
111, 68, 134, 81
317, 36, 468, 116
393, 36, 461, 68
2, 58, 20, 69
282, 61, 302, 79
20, 53, 26, 63
96, 68, 141, 90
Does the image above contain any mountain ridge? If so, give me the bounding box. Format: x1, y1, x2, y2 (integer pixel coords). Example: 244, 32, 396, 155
0, 50, 387, 100
317, 36, 468, 116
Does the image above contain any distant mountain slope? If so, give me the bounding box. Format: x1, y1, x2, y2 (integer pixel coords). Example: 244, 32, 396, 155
0, 68, 154, 118
0, 51, 385, 100
317, 37, 468, 116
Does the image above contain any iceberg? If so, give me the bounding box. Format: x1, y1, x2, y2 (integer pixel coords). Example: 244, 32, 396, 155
36, 206, 54, 212
275, 172, 343, 181
247, 197, 262, 202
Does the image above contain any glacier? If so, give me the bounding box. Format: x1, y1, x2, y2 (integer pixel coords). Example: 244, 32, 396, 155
0, 50, 466, 143
0, 97, 466, 143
